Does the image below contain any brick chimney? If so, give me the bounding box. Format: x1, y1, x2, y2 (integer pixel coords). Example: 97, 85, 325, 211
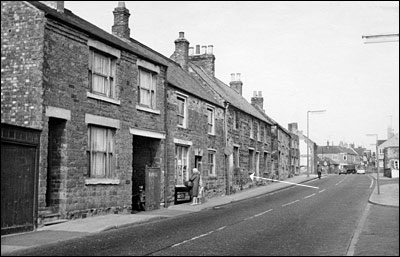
189, 44, 215, 77
170, 32, 189, 71
251, 91, 264, 110
288, 123, 298, 132
40, 1, 64, 13
229, 73, 243, 95
112, 2, 130, 39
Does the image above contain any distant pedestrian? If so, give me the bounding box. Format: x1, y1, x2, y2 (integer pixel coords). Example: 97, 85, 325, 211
317, 164, 322, 179
189, 168, 200, 205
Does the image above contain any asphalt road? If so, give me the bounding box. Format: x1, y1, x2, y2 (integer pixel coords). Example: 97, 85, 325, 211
9, 174, 395, 256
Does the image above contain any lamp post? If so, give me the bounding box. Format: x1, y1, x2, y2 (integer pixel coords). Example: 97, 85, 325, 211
366, 134, 380, 194
307, 110, 326, 177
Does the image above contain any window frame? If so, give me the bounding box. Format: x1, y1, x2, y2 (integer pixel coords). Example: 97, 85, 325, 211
87, 125, 115, 179
138, 68, 157, 109
177, 93, 188, 128
88, 49, 116, 99
207, 105, 215, 135
175, 145, 190, 185
208, 150, 216, 176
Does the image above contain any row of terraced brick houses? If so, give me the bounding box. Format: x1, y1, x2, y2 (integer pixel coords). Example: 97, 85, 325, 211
1, 1, 300, 235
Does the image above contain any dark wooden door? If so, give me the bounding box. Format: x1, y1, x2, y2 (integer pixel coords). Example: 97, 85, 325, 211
145, 166, 161, 211
1, 143, 37, 235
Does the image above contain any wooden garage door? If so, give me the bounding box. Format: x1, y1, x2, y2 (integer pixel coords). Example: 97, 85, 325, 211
1, 125, 40, 235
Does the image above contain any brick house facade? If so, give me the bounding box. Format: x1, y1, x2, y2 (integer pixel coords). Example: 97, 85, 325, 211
1, 1, 170, 232
167, 32, 226, 203
1, 1, 299, 234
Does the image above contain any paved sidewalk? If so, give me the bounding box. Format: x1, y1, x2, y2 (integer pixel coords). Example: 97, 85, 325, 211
2, 173, 398, 255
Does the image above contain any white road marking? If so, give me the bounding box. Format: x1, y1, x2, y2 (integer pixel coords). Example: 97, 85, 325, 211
304, 193, 316, 199
318, 189, 326, 193
346, 203, 371, 255
282, 200, 299, 207
335, 178, 346, 186
368, 175, 374, 188
254, 209, 273, 217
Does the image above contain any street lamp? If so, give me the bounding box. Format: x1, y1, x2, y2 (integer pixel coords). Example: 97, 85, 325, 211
366, 133, 380, 194
307, 110, 326, 177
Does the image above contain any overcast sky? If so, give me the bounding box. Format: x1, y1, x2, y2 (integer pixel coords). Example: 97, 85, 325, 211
65, 1, 399, 152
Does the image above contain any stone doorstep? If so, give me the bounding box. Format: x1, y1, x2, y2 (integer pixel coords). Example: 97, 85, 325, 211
43, 219, 69, 226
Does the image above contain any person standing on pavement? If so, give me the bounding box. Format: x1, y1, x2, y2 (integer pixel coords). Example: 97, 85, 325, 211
189, 168, 200, 205
317, 164, 322, 179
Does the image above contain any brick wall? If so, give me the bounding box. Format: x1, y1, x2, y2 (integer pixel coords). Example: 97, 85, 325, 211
3, 2, 167, 220
1, 1, 45, 129
165, 87, 225, 204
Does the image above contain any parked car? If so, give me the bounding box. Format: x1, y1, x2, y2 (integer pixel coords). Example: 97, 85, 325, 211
356, 166, 366, 174
339, 164, 356, 175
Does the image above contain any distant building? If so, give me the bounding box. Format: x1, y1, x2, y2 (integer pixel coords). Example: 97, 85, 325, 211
378, 134, 399, 171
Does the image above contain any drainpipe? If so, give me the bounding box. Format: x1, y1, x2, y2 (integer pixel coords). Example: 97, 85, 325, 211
224, 101, 230, 195
163, 80, 169, 208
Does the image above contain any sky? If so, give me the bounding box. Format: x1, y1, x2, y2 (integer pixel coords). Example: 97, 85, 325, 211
65, 1, 399, 152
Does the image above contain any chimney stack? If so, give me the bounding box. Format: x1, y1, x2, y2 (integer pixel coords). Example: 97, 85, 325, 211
229, 73, 243, 95
112, 2, 131, 39
288, 123, 298, 132
189, 44, 216, 77
251, 90, 264, 110
40, 1, 64, 13
171, 32, 190, 70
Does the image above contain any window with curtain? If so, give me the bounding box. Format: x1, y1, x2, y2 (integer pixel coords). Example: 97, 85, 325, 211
207, 106, 215, 135
177, 95, 187, 127
87, 125, 115, 178
89, 50, 116, 98
138, 68, 157, 109
175, 145, 189, 185
208, 151, 216, 176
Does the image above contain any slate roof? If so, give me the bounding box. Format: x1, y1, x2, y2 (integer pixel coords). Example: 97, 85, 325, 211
29, 1, 170, 67
189, 63, 272, 125
166, 62, 223, 107
317, 145, 358, 155
29, 1, 223, 108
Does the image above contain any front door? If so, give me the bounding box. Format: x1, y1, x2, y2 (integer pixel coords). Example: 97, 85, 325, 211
1, 124, 40, 235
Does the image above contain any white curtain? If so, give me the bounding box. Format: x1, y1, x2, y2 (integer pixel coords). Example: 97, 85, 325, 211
91, 51, 113, 97
89, 126, 114, 178
139, 70, 156, 108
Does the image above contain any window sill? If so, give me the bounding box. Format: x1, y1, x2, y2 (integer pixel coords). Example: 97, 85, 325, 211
85, 178, 120, 185
87, 92, 121, 105
136, 105, 161, 115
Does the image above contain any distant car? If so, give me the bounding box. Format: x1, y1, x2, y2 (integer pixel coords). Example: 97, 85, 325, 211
339, 164, 356, 175
356, 166, 366, 174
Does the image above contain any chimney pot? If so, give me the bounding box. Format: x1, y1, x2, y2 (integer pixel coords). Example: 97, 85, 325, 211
201, 46, 207, 55
253, 91, 257, 97
207, 45, 213, 54
179, 31, 185, 38
236, 73, 241, 81
196, 45, 200, 55
189, 47, 194, 56
118, 1, 125, 7
258, 91, 262, 96
231, 73, 235, 81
